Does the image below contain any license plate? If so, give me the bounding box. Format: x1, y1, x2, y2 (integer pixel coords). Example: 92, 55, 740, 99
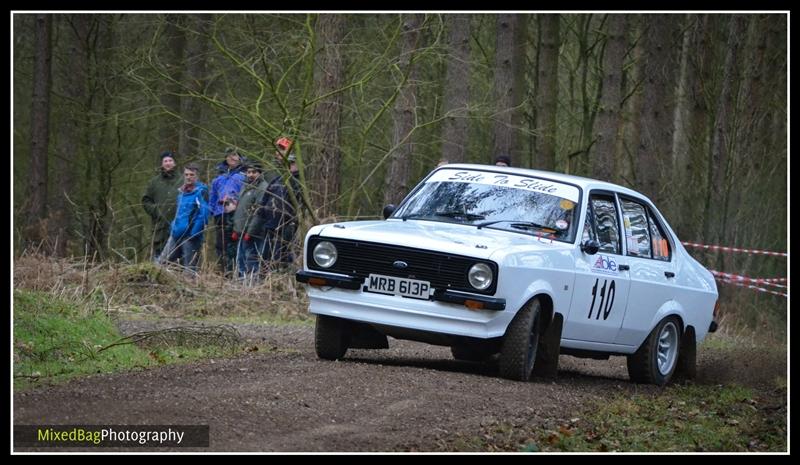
365, 274, 431, 300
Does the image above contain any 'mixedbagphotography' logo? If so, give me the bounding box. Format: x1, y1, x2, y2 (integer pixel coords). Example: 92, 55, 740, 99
14, 425, 209, 448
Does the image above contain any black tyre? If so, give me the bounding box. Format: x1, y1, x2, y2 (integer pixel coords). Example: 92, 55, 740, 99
315, 315, 350, 360
673, 327, 697, 382
627, 316, 682, 386
498, 299, 542, 381
532, 312, 563, 379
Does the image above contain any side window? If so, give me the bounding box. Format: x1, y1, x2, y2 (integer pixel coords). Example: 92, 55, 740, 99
621, 199, 651, 258
648, 210, 671, 261
590, 197, 620, 255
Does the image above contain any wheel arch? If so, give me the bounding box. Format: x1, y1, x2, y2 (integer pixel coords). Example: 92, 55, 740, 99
651, 300, 687, 333
510, 290, 555, 337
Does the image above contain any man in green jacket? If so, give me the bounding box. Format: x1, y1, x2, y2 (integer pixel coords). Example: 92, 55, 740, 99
142, 151, 183, 261
232, 161, 269, 282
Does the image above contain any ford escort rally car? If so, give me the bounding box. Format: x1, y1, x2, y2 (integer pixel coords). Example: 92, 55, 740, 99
296, 164, 719, 385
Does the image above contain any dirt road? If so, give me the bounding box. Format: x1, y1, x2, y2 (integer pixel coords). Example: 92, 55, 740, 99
13, 320, 786, 452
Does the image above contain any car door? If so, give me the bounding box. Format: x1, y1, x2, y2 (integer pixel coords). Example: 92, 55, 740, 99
614, 197, 678, 346
564, 192, 632, 344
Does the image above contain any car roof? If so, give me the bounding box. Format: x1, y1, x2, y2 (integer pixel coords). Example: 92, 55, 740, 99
436, 163, 652, 204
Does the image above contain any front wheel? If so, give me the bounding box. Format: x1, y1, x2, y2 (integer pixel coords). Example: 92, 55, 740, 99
315, 315, 350, 360
498, 299, 542, 381
627, 316, 682, 386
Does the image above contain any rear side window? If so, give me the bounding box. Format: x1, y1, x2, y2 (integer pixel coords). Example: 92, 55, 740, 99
621, 200, 651, 258
648, 210, 671, 261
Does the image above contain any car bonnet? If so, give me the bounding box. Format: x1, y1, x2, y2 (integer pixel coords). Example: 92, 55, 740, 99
314, 219, 567, 261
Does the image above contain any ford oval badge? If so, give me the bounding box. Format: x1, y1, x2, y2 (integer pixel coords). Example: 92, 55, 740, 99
393, 260, 408, 269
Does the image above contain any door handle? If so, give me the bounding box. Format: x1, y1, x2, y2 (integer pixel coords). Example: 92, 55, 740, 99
665, 271, 675, 278
618, 264, 630, 271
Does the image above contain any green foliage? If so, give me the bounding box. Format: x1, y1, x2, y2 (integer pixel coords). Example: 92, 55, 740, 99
13, 290, 239, 391
14, 290, 151, 390
524, 384, 786, 452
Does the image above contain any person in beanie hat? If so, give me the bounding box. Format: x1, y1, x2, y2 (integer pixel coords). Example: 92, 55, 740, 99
259, 137, 304, 269
142, 150, 183, 261
494, 154, 511, 167
209, 146, 247, 276
232, 161, 270, 283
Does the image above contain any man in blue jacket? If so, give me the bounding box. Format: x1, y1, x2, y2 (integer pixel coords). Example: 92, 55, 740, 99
161, 163, 210, 275
209, 147, 247, 276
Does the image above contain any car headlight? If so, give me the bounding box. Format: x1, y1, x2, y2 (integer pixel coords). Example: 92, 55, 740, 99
313, 241, 338, 268
468, 263, 493, 290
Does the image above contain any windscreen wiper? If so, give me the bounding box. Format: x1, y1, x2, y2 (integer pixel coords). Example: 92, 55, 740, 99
399, 214, 431, 221
433, 211, 486, 221
476, 219, 555, 232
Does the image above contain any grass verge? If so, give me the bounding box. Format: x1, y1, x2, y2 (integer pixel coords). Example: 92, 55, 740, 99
522, 383, 787, 452
13, 290, 240, 391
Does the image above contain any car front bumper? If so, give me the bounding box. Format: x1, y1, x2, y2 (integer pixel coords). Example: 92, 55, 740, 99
297, 271, 512, 339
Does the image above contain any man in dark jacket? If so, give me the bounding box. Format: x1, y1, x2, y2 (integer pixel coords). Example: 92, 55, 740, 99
142, 151, 183, 261
260, 137, 303, 269
232, 161, 269, 282
209, 147, 247, 276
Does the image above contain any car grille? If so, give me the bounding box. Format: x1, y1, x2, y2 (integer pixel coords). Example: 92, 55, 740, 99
306, 236, 498, 295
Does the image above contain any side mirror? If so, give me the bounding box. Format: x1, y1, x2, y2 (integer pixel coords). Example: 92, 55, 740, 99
580, 239, 600, 255
383, 204, 396, 220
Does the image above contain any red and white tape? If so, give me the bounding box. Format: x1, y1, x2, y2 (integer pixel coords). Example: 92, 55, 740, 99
709, 270, 788, 289
752, 277, 789, 283
717, 278, 788, 298
681, 241, 788, 257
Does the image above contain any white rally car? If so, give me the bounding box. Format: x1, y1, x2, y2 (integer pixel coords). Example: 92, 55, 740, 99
296, 164, 719, 385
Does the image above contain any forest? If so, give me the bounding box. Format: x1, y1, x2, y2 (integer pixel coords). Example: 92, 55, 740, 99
12, 13, 787, 325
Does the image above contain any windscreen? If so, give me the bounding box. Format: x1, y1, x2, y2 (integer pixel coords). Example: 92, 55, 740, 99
393, 168, 581, 243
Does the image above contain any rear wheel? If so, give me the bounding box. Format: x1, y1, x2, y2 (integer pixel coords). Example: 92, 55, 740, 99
315, 315, 350, 360
498, 299, 542, 381
627, 316, 681, 386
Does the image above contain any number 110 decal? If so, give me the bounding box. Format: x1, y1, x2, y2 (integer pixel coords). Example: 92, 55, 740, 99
588, 279, 616, 320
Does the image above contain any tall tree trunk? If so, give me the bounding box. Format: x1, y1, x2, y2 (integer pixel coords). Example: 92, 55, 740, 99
534, 14, 559, 170
512, 16, 528, 165
27, 13, 52, 248
728, 16, 766, 250
159, 14, 185, 153
670, 15, 692, 178
384, 14, 422, 206
309, 14, 345, 219
619, 15, 644, 188
666, 14, 693, 228
706, 15, 747, 246
180, 14, 211, 158
592, 14, 626, 182
491, 14, 524, 164
636, 15, 680, 206
575, 15, 597, 175
52, 14, 90, 256
683, 14, 715, 241
87, 17, 115, 259
440, 14, 471, 164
